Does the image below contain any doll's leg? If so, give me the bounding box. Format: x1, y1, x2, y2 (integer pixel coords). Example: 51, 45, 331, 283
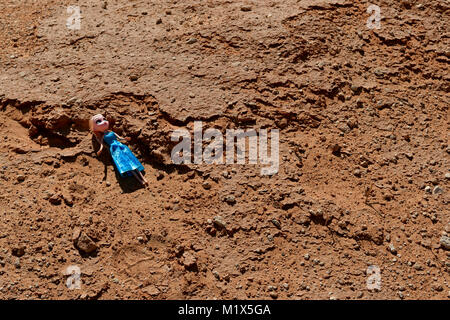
130, 170, 145, 186
136, 170, 149, 186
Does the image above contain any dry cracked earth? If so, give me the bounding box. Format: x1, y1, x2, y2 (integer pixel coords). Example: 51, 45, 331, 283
0, 0, 449, 300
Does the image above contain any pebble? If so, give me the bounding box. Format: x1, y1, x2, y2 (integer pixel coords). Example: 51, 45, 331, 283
388, 243, 397, 254
440, 235, 450, 250
12, 246, 25, 257
271, 219, 281, 229
186, 38, 197, 44
241, 5, 252, 12
445, 173, 450, 180
432, 186, 443, 195
49, 194, 61, 205
224, 194, 236, 205
156, 18, 162, 24
17, 175, 25, 183
424, 186, 432, 193
75, 232, 97, 254
269, 292, 278, 299
213, 216, 226, 229
182, 252, 197, 269
142, 285, 160, 296
14, 257, 20, 269
304, 253, 310, 260
413, 263, 423, 271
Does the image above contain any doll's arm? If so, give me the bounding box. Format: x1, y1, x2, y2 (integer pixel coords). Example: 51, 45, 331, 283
113, 132, 131, 142
94, 135, 104, 156
96, 143, 104, 156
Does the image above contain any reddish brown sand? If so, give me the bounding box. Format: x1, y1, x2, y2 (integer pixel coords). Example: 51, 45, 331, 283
0, 0, 449, 299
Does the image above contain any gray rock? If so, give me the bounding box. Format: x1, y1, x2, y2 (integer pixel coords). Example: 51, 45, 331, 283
182, 252, 197, 268
271, 219, 281, 229
388, 243, 397, 254
440, 235, 450, 250
213, 216, 226, 229
433, 186, 443, 195
224, 194, 236, 204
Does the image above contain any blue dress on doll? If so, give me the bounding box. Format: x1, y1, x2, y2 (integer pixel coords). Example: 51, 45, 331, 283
103, 131, 144, 177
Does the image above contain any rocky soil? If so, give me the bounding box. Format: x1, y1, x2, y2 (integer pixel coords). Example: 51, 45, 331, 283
0, 0, 449, 299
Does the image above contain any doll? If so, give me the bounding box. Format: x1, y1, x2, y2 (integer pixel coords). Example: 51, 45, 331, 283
89, 114, 149, 187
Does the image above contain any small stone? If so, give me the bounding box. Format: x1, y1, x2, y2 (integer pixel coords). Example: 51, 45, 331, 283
351, 84, 361, 93
142, 285, 160, 296
17, 175, 25, 182
224, 194, 236, 205
337, 122, 351, 133
445, 173, 450, 180
432, 186, 443, 195
14, 257, 20, 269
156, 18, 162, 24
424, 186, 432, 193
241, 5, 252, 12
269, 292, 278, 299
75, 232, 97, 254
72, 227, 81, 243
202, 181, 211, 190
353, 169, 361, 177
388, 243, 397, 254
304, 253, 310, 260
213, 216, 226, 229
330, 144, 341, 155
439, 235, 450, 250
101, 1, 107, 9
271, 219, 281, 229
186, 38, 197, 44
49, 194, 61, 205
413, 263, 423, 271
182, 252, 197, 269
129, 75, 139, 81
12, 246, 25, 257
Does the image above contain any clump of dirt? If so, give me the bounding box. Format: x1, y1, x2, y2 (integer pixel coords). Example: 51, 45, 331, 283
0, 0, 448, 300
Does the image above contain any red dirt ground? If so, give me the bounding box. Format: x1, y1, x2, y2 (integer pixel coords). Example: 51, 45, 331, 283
0, 0, 449, 299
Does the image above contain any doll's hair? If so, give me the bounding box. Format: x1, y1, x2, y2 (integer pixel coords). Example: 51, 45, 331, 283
89, 116, 95, 132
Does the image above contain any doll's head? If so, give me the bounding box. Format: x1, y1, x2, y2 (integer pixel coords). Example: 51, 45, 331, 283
89, 114, 109, 133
